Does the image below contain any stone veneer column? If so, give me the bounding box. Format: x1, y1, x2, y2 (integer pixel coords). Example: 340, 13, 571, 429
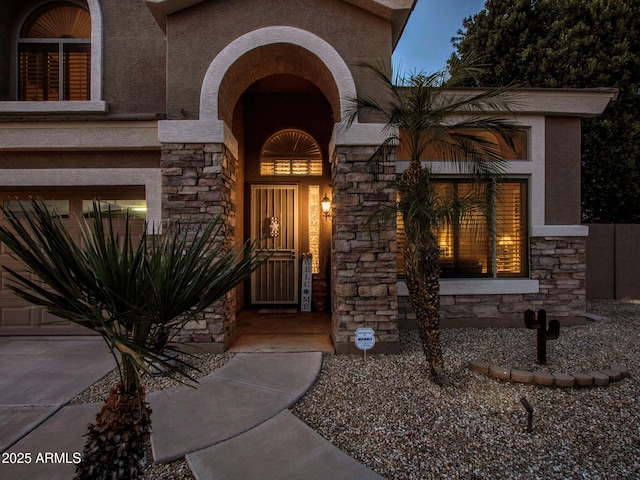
161, 142, 237, 353
527, 236, 586, 322
331, 145, 399, 353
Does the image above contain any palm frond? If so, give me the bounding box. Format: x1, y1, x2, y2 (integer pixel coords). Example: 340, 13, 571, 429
0, 199, 268, 392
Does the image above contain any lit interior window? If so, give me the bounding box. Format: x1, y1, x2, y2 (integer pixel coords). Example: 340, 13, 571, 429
495, 183, 525, 274
18, 3, 91, 101
260, 130, 322, 176
396, 180, 527, 278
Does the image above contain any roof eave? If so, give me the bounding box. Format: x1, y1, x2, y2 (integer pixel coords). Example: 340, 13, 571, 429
145, 0, 417, 39
343, 0, 416, 49
519, 87, 618, 117
446, 87, 619, 117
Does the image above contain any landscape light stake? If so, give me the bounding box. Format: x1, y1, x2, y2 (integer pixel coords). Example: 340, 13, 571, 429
524, 309, 560, 364
520, 397, 534, 433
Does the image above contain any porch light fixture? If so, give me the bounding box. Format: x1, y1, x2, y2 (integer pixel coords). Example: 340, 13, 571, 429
321, 194, 331, 219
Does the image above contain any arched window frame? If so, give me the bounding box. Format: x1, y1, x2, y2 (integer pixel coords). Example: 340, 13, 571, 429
260, 129, 323, 176
0, 0, 105, 113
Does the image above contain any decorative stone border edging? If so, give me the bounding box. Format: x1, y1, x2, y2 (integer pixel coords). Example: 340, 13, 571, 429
468, 361, 630, 388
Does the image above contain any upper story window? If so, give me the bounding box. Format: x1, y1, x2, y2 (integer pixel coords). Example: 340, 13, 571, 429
17, 2, 91, 101
260, 130, 323, 176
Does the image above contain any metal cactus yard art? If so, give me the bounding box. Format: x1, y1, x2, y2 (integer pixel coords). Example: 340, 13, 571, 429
524, 309, 560, 364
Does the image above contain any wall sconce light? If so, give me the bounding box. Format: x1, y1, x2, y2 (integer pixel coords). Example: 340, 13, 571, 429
321, 193, 331, 219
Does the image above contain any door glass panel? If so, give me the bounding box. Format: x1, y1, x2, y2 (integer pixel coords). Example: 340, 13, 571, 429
82, 200, 147, 218
308, 185, 320, 274
2, 199, 69, 218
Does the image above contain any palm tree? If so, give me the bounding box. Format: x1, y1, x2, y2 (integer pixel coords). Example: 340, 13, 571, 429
0, 200, 267, 479
345, 58, 521, 384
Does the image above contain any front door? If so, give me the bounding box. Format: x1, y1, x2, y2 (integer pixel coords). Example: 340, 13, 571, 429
250, 185, 298, 304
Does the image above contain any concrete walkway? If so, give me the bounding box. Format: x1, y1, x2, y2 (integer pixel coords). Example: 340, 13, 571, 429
187, 410, 385, 480
150, 352, 383, 479
1, 342, 383, 480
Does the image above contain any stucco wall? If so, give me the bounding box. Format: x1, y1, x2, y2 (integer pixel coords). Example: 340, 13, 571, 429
100, 0, 166, 115
165, 0, 391, 120
545, 116, 582, 225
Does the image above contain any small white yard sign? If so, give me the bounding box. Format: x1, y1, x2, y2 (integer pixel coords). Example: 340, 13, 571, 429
355, 327, 376, 351
355, 327, 376, 362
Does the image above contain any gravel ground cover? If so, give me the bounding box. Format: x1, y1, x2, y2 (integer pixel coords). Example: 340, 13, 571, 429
293, 299, 640, 479
70, 352, 235, 405
73, 300, 640, 479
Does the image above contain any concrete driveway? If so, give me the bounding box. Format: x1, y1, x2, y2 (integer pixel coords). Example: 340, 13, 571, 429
0, 336, 113, 453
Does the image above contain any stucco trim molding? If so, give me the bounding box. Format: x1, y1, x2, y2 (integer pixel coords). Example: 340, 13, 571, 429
0, 122, 159, 150
158, 120, 238, 159
531, 225, 589, 237
0, 101, 107, 114
330, 123, 394, 149
199, 26, 357, 122
0, 168, 162, 233
88, 0, 104, 102
398, 279, 540, 296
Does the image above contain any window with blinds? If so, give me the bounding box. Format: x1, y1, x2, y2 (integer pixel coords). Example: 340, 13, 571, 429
396, 180, 528, 278
17, 3, 91, 101
495, 182, 527, 276
260, 130, 323, 176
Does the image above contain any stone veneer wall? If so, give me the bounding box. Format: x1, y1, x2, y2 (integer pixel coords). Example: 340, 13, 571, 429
398, 236, 587, 328
161, 142, 238, 353
331, 145, 399, 353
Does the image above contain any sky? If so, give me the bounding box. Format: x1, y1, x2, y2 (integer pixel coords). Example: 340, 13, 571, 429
393, 0, 487, 74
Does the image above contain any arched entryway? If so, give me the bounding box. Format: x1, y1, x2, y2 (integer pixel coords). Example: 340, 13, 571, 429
224, 52, 336, 350
159, 26, 399, 354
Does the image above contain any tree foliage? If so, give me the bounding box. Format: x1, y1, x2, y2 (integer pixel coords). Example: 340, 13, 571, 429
344, 58, 521, 383
452, 0, 640, 222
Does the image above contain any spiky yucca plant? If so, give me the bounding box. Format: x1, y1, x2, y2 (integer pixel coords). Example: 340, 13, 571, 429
0, 200, 267, 479
345, 58, 521, 384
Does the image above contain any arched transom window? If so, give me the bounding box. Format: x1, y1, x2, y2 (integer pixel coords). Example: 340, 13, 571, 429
18, 2, 91, 101
260, 130, 322, 176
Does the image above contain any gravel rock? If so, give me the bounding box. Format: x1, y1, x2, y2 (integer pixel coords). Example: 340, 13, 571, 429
292, 299, 640, 480
72, 300, 640, 479
70, 352, 235, 405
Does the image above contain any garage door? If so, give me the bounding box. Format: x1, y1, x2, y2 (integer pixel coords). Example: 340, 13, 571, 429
1, 190, 146, 335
